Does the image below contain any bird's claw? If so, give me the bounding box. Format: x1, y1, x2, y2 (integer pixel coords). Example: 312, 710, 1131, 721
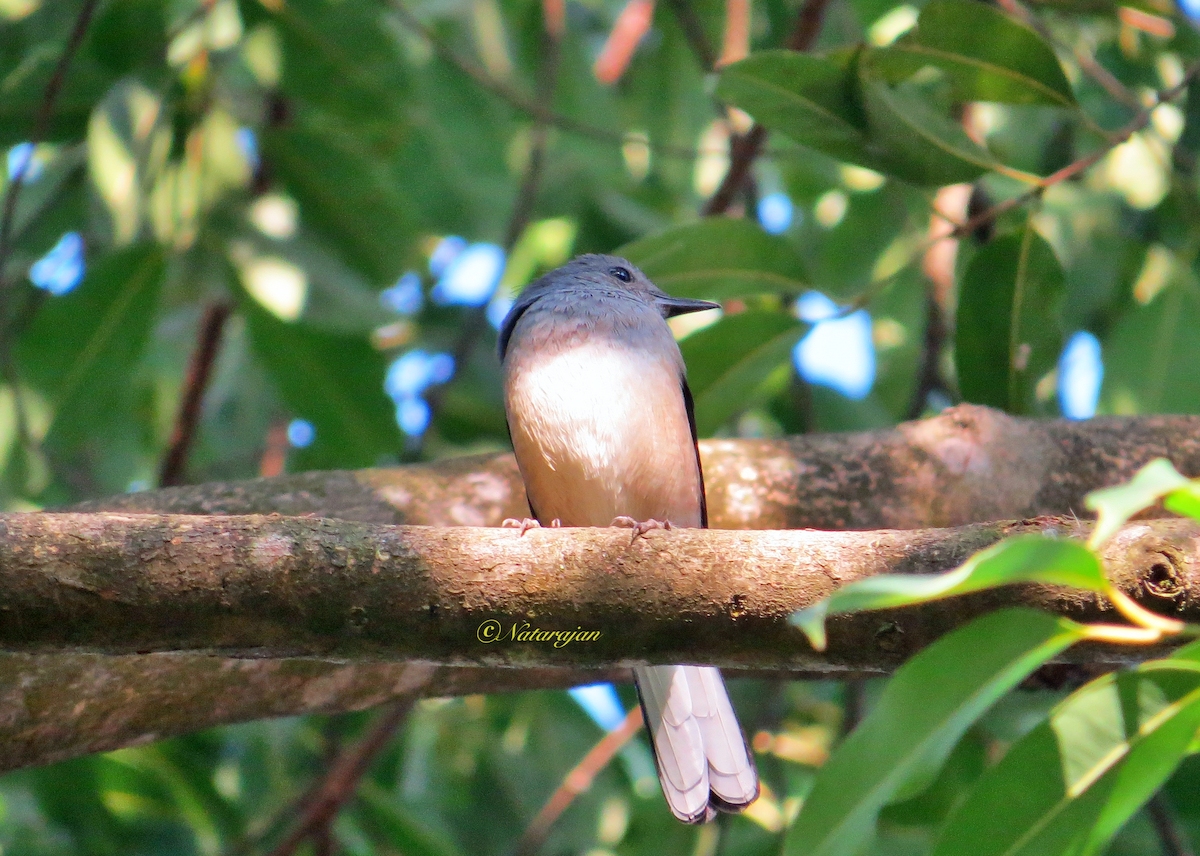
502, 517, 560, 535
610, 516, 673, 542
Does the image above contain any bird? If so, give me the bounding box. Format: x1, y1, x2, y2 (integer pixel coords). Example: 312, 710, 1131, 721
498, 253, 759, 823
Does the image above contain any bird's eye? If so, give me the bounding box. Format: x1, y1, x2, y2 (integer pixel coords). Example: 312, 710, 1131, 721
608, 266, 633, 283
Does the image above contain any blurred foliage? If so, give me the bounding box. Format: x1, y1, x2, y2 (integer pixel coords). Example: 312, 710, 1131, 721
5, 0, 1200, 851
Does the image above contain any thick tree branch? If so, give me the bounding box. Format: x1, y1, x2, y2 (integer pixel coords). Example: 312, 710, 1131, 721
14, 404, 1200, 773
1, 509, 1198, 772
0, 654, 626, 774
76, 406, 1200, 530
1, 512, 1194, 667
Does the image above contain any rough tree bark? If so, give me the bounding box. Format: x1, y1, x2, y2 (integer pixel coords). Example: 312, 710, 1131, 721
74, 405, 1200, 529
4, 404, 1198, 772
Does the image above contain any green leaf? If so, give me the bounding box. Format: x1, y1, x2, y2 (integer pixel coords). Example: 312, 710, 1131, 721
16, 245, 165, 449
783, 608, 1086, 856
1164, 487, 1200, 522
860, 78, 998, 186
955, 224, 1065, 413
263, 124, 416, 285
932, 656, 1200, 856
1085, 458, 1191, 548
241, 299, 402, 470
679, 311, 807, 435
271, 0, 409, 137
870, 0, 1076, 107
1101, 283, 1200, 415
791, 535, 1104, 651
619, 218, 808, 299
715, 51, 880, 168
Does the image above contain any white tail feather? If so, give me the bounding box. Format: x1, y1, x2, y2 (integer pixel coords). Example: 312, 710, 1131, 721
635, 664, 759, 823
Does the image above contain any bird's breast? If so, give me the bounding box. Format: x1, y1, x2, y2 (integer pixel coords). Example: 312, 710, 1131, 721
503, 339, 703, 528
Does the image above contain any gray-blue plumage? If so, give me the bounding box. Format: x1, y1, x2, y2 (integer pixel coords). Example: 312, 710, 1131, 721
499, 254, 758, 823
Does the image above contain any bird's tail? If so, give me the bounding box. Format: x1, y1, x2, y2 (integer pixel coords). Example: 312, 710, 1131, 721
633, 664, 760, 823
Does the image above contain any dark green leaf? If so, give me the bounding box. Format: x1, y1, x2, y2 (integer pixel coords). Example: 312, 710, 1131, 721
619, 218, 808, 299
955, 223, 1065, 413
242, 299, 402, 470
870, 0, 1076, 107
860, 78, 998, 185
1101, 283, 1200, 415
680, 311, 807, 435
932, 653, 1200, 856
16, 245, 165, 449
783, 608, 1086, 856
715, 51, 879, 168
263, 124, 416, 285
791, 535, 1105, 651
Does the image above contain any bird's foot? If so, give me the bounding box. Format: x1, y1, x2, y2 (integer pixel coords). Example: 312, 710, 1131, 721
501, 518, 560, 535
611, 516, 673, 542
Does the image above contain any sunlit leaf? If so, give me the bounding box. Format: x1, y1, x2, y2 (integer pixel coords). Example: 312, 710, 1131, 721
955, 222, 1066, 413
1084, 458, 1192, 547
870, 0, 1076, 107
783, 609, 1086, 856
791, 535, 1103, 651
619, 218, 809, 299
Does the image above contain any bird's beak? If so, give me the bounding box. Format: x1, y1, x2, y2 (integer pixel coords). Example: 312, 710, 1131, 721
655, 296, 721, 318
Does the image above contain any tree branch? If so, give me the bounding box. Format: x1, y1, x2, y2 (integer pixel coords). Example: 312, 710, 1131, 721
75, 406, 1200, 531
159, 301, 233, 487
1, 509, 1198, 772
1, 511, 1194, 667
702, 0, 831, 215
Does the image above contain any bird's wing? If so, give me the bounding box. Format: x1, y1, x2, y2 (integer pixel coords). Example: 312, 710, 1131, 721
681, 379, 707, 528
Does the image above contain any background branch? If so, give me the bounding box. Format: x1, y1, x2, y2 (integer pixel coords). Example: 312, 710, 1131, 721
260, 699, 416, 856
702, 0, 832, 215
75, 405, 1200, 530
159, 301, 233, 487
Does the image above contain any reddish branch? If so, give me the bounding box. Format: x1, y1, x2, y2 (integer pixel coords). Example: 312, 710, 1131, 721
515, 707, 645, 856
159, 302, 233, 487
702, 0, 832, 216
262, 699, 415, 856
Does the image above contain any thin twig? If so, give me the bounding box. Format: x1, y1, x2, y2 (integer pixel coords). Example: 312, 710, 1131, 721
1147, 792, 1196, 856
159, 302, 233, 487
946, 59, 1200, 242
260, 699, 416, 856
0, 0, 100, 288
702, 0, 832, 216
513, 706, 644, 856
831, 62, 1198, 323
